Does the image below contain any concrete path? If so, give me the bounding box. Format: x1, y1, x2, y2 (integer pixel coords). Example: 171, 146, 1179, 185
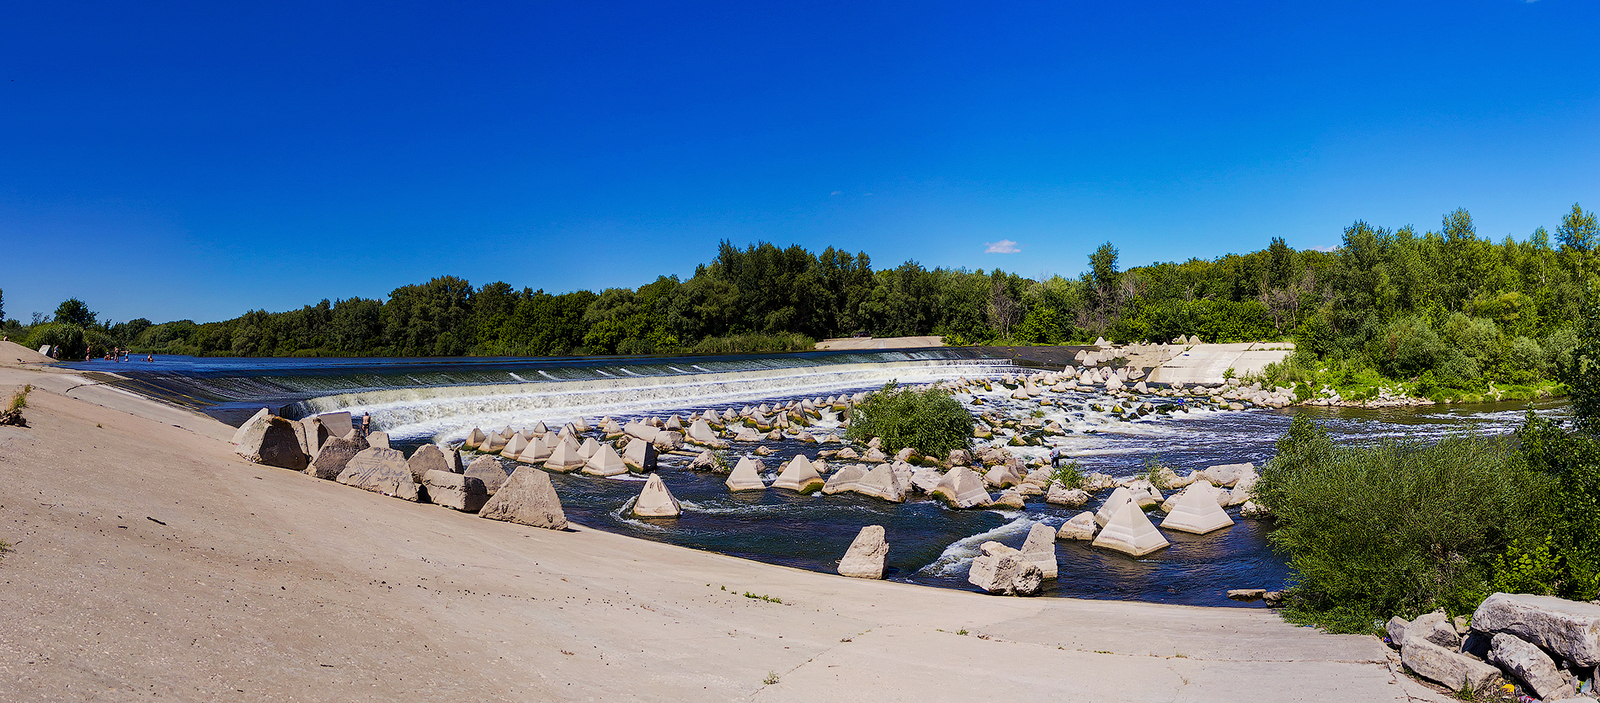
0, 366, 1442, 702
1146, 342, 1296, 386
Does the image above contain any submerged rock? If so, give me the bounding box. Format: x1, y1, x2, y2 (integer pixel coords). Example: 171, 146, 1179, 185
837, 525, 889, 579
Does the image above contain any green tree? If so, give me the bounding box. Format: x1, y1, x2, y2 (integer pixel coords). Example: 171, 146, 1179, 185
54, 298, 96, 328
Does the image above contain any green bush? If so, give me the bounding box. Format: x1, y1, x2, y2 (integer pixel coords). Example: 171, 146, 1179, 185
845, 382, 972, 456
1050, 460, 1085, 489
1255, 416, 1553, 632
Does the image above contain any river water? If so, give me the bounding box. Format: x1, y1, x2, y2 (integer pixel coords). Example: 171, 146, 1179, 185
78, 351, 1568, 608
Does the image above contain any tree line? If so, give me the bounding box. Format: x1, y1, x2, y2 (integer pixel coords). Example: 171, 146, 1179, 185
3, 204, 1594, 395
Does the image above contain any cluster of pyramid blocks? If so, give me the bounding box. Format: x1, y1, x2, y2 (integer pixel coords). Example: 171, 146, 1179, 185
1070, 480, 1236, 556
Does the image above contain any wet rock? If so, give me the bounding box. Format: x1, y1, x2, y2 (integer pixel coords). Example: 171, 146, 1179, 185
478, 467, 568, 530
837, 525, 888, 579
1201, 462, 1253, 488
689, 449, 720, 471
983, 464, 1022, 489
633, 474, 682, 517
990, 490, 1026, 509
337, 447, 420, 502
423, 470, 488, 512
908, 468, 943, 494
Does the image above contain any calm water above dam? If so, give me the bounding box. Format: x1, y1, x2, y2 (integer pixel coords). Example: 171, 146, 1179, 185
77, 351, 1568, 607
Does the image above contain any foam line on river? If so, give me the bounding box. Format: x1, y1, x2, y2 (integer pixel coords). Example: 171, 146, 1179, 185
292, 359, 1014, 442
916, 514, 1048, 578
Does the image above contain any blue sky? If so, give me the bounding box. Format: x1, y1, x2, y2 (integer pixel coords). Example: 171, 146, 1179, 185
2, 1, 1596, 324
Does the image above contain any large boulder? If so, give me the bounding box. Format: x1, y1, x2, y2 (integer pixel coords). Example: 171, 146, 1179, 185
1490, 632, 1576, 700
1092, 500, 1170, 556
837, 525, 889, 579
1159, 480, 1235, 535
1407, 611, 1463, 650
931, 467, 990, 509
407, 444, 462, 482
1472, 593, 1600, 667
367, 432, 390, 450
1057, 511, 1097, 541
582, 444, 629, 477
236, 415, 310, 471
1044, 484, 1089, 507
725, 456, 767, 491
306, 433, 369, 480
1020, 523, 1058, 579
983, 464, 1022, 489
852, 464, 907, 503
336, 447, 420, 501
632, 474, 681, 517
463, 455, 512, 495
1200, 462, 1253, 488
232, 408, 270, 446
967, 543, 1043, 596
1401, 636, 1502, 693
908, 468, 943, 494
478, 468, 567, 530
773, 455, 824, 493
623, 437, 658, 472
423, 470, 488, 512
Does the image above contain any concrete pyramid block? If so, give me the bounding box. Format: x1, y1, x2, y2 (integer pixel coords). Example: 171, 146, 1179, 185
543, 436, 586, 473
500, 433, 529, 459
725, 456, 767, 491
464, 427, 486, 450
336, 447, 420, 502
1095, 487, 1135, 527
1160, 480, 1235, 535
837, 525, 888, 579
479, 467, 567, 530
464, 455, 512, 495
479, 432, 508, 454
822, 465, 868, 495
853, 464, 906, 503
932, 466, 990, 509
530, 420, 549, 436
1057, 511, 1097, 541
582, 444, 628, 477
517, 434, 552, 464
632, 474, 681, 517
424, 470, 488, 512
235, 415, 309, 471
773, 455, 824, 493
623, 437, 658, 472
1092, 500, 1170, 557
577, 437, 600, 460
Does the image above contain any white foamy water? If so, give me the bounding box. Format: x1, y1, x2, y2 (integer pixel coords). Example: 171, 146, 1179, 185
301, 359, 1013, 443
916, 514, 1048, 577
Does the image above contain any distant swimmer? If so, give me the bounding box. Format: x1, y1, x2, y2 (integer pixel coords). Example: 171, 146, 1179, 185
146, 354, 154, 362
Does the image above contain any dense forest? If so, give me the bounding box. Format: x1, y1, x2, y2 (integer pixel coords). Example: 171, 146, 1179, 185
4, 204, 1595, 398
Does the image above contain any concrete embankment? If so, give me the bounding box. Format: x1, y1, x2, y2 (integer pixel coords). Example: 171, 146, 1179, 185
0, 364, 1442, 702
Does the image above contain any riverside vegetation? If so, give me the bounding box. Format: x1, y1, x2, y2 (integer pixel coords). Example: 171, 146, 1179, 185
2, 203, 1594, 401
1255, 284, 1600, 635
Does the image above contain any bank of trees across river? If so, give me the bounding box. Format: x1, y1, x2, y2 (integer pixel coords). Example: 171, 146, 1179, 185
3, 204, 1595, 397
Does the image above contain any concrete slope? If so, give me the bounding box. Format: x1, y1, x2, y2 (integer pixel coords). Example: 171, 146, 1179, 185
1146, 342, 1295, 386
0, 367, 1440, 702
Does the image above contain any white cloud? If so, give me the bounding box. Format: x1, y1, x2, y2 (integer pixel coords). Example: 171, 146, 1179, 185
985, 239, 1022, 254
830, 190, 841, 195
1310, 244, 1339, 252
